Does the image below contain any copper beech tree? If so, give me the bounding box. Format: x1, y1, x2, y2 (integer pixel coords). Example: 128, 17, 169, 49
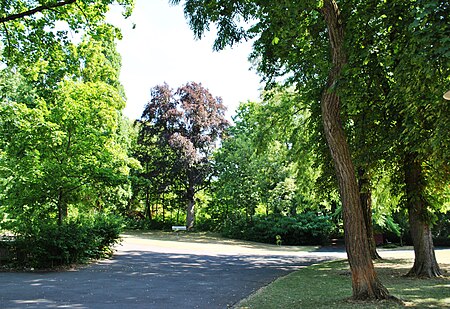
138, 82, 229, 230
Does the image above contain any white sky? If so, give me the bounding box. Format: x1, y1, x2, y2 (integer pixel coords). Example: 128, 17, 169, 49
108, 0, 262, 120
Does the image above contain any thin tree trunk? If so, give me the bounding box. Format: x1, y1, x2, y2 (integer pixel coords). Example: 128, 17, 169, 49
186, 186, 195, 230
358, 168, 381, 260
320, 0, 390, 300
162, 193, 166, 223
127, 194, 133, 214
57, 188, 67, 226
404, 153, 442, 277
145, 162, 152, 220
145, 186, 152, 220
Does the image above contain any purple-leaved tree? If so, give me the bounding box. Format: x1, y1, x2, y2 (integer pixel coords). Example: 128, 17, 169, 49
139, 82, 229, 229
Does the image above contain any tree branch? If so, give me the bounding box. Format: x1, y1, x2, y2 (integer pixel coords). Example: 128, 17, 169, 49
0, 0, 77, 23
74, 1, 92, 30
2, 22, 12, 57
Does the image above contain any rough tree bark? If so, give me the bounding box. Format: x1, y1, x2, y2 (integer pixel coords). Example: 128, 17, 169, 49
404, 153, 442, 278
186, 185, 195, 230
320, 0, 390, 300
358, 168, 381, 260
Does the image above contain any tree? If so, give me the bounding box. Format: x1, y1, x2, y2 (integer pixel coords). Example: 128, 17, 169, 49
0, 26, 136, 229
0, 0, 134, 57
342, 0, 449, 277
139, 82, 228, 230
170, 0, 391, 300
133, 120, 181, 220
212, 88, 321, 225
0, 79, 133, 227
386, 1, 448, 278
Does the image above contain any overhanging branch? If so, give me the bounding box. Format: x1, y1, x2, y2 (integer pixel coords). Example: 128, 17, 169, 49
0, 0, 77, 23
2, 22, 12, 57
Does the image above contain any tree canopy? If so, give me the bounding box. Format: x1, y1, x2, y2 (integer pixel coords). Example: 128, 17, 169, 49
137, 82, 229, 229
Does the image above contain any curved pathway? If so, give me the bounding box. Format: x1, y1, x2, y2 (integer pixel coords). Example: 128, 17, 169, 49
0, 232, 346, 309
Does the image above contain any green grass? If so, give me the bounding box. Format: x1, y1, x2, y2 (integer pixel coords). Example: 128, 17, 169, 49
236, 258, 450, 308
123, 230, 319, 252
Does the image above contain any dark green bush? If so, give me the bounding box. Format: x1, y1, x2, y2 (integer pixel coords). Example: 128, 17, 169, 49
221, 212, 334, 245
433, 211, 450, 246
7, 214, 123, 269
124, 217, 175, 230
194, 214, 219, 232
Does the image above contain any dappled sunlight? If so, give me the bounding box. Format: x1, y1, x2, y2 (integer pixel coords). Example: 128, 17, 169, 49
373, 256, 450, 308
25, 278, 59, 288
123, 230, 317, 249
96, 250, 330, 275
2, 232, 448, 308
0, 244, 334, 308
119, 231, 335, 258
12, 299, 85, 308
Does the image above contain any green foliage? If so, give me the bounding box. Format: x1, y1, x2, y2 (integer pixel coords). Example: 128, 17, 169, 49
342, 0, 450, 226
193, 212, 217, 232
0, 0, 134, 69
3, 214, 123, 269
173, 0, 450, 232
211, 90, 323, 225
0, 7, 136, 269
221, 212, 334, 245
433, 211, 450, 246
0, 26, 136, 228
0, 79, 133, 226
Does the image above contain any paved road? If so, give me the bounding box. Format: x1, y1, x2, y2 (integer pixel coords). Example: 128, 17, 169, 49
0, 233, 346, 309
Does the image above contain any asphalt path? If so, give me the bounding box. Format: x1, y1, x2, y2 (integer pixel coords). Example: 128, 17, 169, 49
0, 232, 346, 309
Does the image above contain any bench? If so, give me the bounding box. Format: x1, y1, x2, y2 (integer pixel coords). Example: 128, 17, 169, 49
172, 225, 187, 232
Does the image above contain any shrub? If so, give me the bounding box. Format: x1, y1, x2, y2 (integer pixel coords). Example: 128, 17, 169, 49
195, 214, 220, 232
433, 211, 450, 246
221, 212, 334, 245
5, 214, 124, 269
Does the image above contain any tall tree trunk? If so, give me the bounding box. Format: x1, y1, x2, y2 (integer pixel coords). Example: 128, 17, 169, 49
145, 186, 152, 220
186, 186, 195, 230
162, 193, 166, 223
320, 0, 390, 300
144, 162, 152, 220
404, 153, 442, 277
57, 188, 67, 226
358, 168, 381, 260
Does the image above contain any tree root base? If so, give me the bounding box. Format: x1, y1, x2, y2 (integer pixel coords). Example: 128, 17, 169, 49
405, 264, 443, 278
346, 295, 403, 305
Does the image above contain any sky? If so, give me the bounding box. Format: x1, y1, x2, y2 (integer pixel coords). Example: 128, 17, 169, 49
107, 0, 262, 120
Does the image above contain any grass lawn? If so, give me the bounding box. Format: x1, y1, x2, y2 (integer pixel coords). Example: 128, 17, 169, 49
122, 230, 319, 254
236, 252, 450, 308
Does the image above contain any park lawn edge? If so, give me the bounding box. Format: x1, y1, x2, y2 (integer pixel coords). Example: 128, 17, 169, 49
234, 258, 450, 309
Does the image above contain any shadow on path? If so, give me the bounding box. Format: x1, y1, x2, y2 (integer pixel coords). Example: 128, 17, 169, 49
0, 237, 342, 309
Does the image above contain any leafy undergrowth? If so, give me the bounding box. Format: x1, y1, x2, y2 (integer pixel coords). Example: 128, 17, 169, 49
236, 257, 450, 308
0, 215, 123, 270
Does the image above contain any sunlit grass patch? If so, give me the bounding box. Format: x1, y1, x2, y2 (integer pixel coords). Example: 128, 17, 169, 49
236, 258, 450, 309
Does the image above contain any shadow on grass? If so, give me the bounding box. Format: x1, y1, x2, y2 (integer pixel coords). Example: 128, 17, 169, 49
375, 258, 450, 308
237, 258, 450, 309
123, 230, 320, 253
